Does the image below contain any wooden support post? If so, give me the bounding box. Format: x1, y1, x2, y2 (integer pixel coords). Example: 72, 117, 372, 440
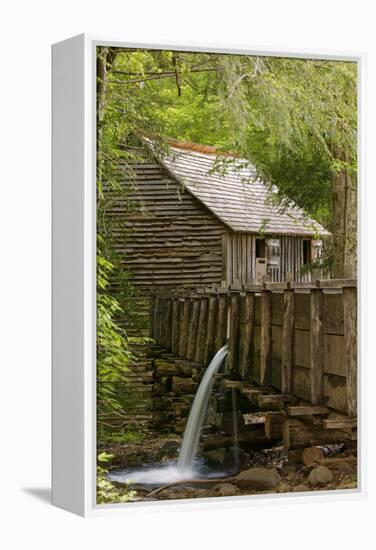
283, 418, 352, 450
178, 298, 190, 358
215, 293, 228, 351
159, 297, 166, 348
187, 298, 200, 361
195, 297, 208, 364
343, 286, 357, 417
153, 295, 161, 344
165, 298, 172, 351
171, 298, 180, 354
239, 292, 255, 380
204, 296, 217, 364
229, 293, 240, 373
260, 289, 272, 385
149, 295, 155, 339
282, 288, 294, 393
310, 288, 324, 404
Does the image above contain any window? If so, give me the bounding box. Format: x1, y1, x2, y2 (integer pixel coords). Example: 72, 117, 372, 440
256, 238, 266, 258
303, 239, 312, 265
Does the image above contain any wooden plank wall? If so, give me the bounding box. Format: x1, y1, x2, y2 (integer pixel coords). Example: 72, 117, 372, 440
225, 233, 315, 285
104, 150, 226, 290
151, 280, 357, 416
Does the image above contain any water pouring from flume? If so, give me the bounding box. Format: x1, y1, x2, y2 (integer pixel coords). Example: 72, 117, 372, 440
177, 344, 229, 474
108, 344, 229, 486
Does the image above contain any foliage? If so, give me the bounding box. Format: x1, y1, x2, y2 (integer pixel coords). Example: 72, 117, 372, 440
97, 452, 136, 504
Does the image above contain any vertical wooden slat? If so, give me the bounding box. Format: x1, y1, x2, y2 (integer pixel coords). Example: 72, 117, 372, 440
165, 298, 172, 350
222, 234, 227, 284
149, 295, 155, 339
239, 292, 255, 380
229, 293, 240, 373
260, 289, 272, 385
195, 297, 208, 364
310, 288, 324, 404
153, 295, 161, 344
171, 298, 180, 354
159, 297, 166, 347
343, 286, 357, 417
187, 297, 200, 360
178, 298, 190, 357
215, 293, 227, 351
282, 288, 294, 393
246, 235, 252, 283
204, 296, 217, 363
227, 232, 233, 285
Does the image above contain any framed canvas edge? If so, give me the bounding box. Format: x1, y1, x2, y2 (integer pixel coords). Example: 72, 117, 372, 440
52, 33, 367, 517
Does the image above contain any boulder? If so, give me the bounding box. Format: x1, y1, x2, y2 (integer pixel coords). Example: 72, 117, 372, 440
281, 464, 298, 477
302, 446, 324, 466
335, 462, 355, 475
235, 467, 281, 491
308, 465, 334, 487
212, 483, 238, 497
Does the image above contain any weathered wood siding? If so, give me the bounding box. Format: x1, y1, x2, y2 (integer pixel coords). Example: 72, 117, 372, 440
152, 281, 357, 415
105, 152, 226, 290
225, 233, 314, 285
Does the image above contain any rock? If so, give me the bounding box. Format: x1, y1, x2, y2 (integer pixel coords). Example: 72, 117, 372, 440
287, 449, 303, 464
302, 446, 324, 466
308, 466, 334, 487
292, 484, 310, 493
223, 446, 247, 470
212, 483, 238, 497
281, 464, 298, 477
202, 447, 227, 466
335, 462, 355, 475
159, 440, 181, 458
235, 467, 281, 491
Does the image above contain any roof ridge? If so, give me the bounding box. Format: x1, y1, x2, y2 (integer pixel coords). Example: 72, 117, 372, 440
167, 138, 239, 158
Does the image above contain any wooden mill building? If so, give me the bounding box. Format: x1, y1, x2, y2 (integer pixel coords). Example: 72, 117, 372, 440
107, 140, 330, 290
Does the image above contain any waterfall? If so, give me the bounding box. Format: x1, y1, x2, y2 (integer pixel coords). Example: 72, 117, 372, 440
177, 344, 229, 473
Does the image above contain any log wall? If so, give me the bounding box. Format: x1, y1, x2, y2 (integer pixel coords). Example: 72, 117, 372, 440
151, 280, 357, 416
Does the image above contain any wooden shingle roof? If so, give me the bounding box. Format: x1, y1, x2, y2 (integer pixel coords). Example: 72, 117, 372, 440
159, 143, 330, 236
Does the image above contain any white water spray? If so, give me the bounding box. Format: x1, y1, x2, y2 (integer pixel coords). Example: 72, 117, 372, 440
177, 344, 229, 474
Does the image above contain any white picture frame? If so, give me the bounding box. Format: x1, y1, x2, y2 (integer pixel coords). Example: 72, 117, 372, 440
52, 34, 366, 517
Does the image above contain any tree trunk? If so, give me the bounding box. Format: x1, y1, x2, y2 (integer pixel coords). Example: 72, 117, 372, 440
331, 150, 357, 278
96, 47, 117, 190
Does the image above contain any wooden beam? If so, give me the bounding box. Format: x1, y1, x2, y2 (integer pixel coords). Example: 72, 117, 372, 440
153, 295, 161, 344
282, 288, 294, 393
287, 405, 330, 416
195, 297, 208, 364
204, 296, 217, 363
310, 288, 324, 404
178, 298, 190, 358
215, 293, 228, 351
187, 298, 200, 360
283, 418, 352, 450
171, 298, 180, 354
260, 290, 272, 385
323, 417, 357, 429
164, 298, 172, 350
239, 292, 255, 380
229, 293, 240, 372
343, 286, 357, 417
